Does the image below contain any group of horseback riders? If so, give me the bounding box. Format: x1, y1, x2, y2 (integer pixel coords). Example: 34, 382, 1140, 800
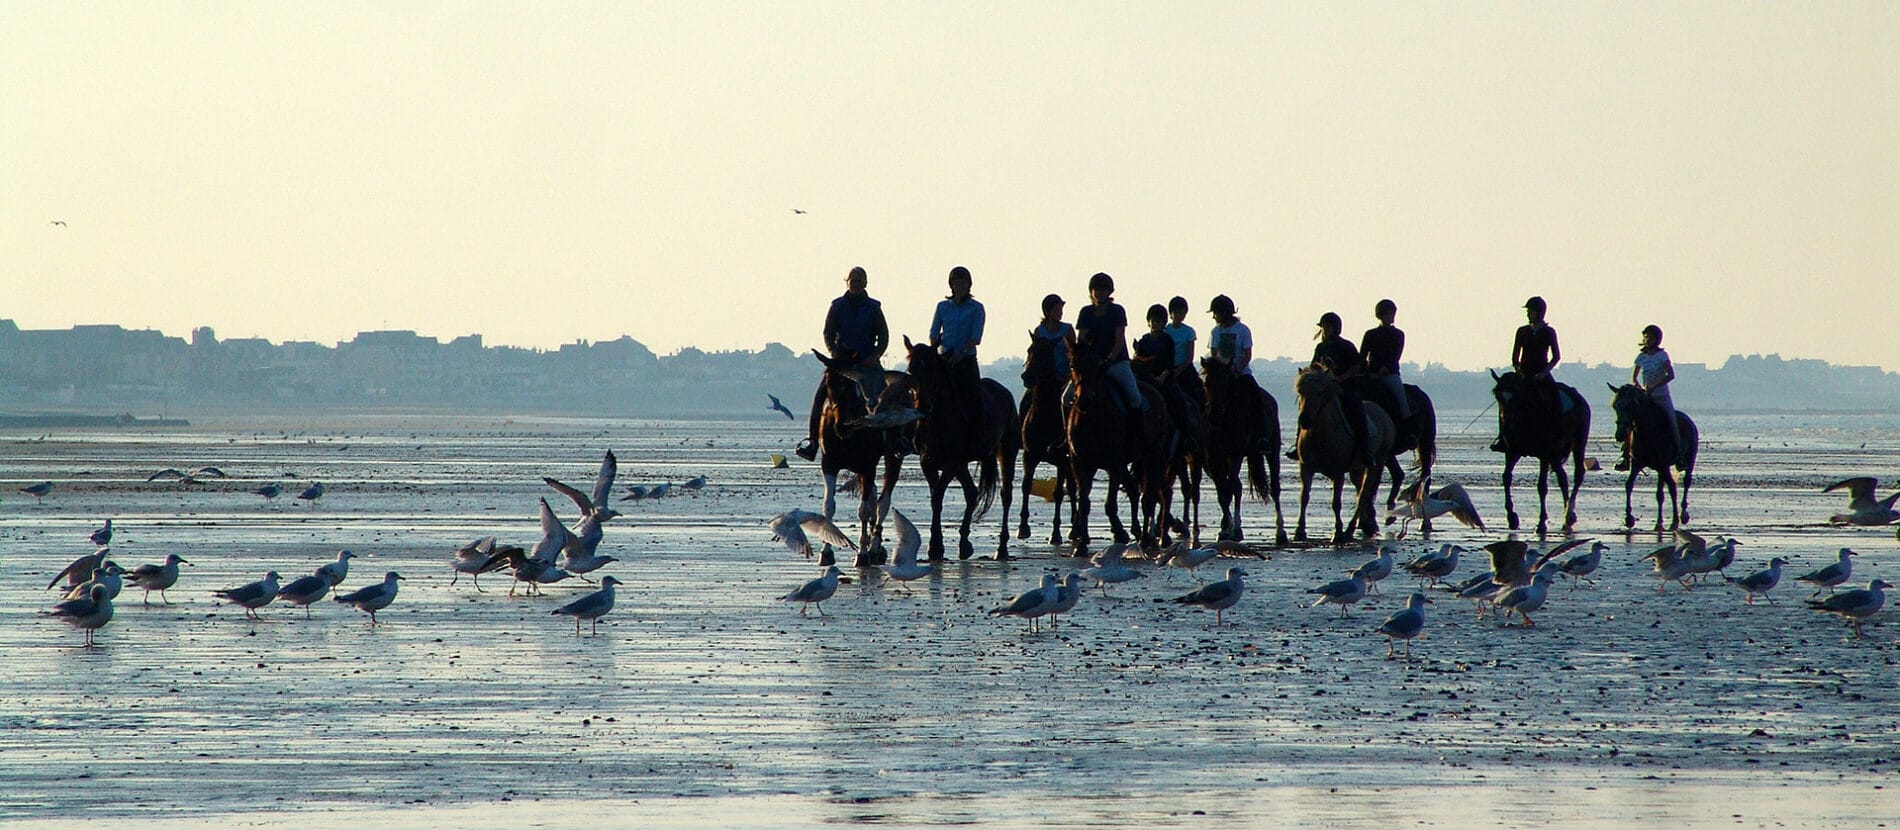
791, 267, 1683, 476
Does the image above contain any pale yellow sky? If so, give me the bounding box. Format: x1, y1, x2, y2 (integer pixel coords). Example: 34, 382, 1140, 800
4, 2, 1895, 371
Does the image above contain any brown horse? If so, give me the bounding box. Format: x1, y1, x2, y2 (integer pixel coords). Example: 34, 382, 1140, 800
1200, 357, 1286, 545
902, 339, 1021, 560
1609, 383, 1698, 531
1294, 365, 1395, 544
1065, 349, 1170, 551
1353, 378, 1440, 530
1017, 332, 1075, 546
812, 350, 903, 567
1490, 370, 1589, 535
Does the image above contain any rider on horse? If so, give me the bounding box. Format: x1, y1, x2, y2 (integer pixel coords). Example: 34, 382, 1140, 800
1029, 293, 1074, 385
1306, 311, 1374, 468
1206, 294, 1273, 452
1075, 272, 1147, 421
1493, 295, 1563, 454
929, 266, 987, 426
1360, 299, 1414, 436
797, 266, 888, 461
1134, 304, 1198, 452
1618, 323, 1681, 471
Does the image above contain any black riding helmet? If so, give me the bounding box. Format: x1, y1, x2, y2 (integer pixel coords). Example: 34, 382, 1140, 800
1088, 272, 1115, 293
1208, 294, 1236, 316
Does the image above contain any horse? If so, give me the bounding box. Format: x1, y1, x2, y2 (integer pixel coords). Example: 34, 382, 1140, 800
1609, 383, 1698, 530
1490, 370, 1590, 535
1354, 377, 1440, 530
1016, 332, 1076, 546
901, 338, 1021, 560
1136, 363, 1199, 549
1065, 349, 1170, 552
1293, 365, 1395, 544
811, 350, 903, 567
1199, 357, 1286, 545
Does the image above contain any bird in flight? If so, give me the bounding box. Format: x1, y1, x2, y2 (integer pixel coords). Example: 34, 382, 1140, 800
767, 393, 795, 420
50, 220, 66, 227
791, 209, 807, 215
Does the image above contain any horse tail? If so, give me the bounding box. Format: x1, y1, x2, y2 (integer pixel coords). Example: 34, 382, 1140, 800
1411, 389, 1437, 479
974, 455, 1000, 521
1247, 450, 1272, 504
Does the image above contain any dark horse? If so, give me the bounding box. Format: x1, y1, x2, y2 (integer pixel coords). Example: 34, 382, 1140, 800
1065, 349, 1170, 551
1353, 378, 1440, 531
902, 339, 1021, 560
1490, 370, 1590, 535
1609, 384, 1698, 530
1294, 365, 1395, 544
1200, 357, 1286, 545
811, 350, 902, 567
1016, 332, 1076, 546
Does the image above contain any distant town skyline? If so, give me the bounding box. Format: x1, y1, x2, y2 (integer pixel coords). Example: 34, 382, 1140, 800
6, 5, 1896, 371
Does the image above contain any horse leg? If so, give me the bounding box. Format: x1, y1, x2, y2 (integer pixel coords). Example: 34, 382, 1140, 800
1624, 470, 1640, 530
874, 453, 900, 557
924, 466, 949, 561
1679, 460, 1693, 526
1359, 464, 1384, 540
1295, 469, 1315, 543
1330, 475, 1348, 546
1070, 463, 1093, 552
1535, 462, 1552, 536
955, 468, 979, 560
997, 451, 1016, 560
1105, 469, 1132, 545
820, 468, 841, 566
1265, 452, 1288, 547
1018, 454, 1037, 540
854, 473, 882, 569
1502, 457, 1521, 531
1051, 469, 1068, 547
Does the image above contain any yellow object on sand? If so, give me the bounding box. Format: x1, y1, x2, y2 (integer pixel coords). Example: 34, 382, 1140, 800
769, 453, 790, 469
1028, 477, 1058, 502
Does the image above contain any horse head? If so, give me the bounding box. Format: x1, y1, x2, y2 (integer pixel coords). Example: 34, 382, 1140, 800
1490, 369, 1525, 409
1607, 383, 1648, 442
1294, 363, 1340, 411
1023, 331, 1058, 386
812, 348, 872, 416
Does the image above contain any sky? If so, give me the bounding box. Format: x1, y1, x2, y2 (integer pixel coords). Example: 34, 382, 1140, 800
4, 3, 1896, 372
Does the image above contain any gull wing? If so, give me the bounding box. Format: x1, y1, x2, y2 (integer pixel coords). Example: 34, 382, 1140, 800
532, 498, 574, 563
799, 515, 858, 550
890, 509, 921, 567
591, 451, 618, 513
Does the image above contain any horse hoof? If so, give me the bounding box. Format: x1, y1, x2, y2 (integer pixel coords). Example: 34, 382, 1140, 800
1276, 532, 1290, 546
818, 548, 836, 567
1507, 514, 1521, 531
1624, 515, 1637, 529
1016, 525, 1030, 540
959, 539, 975, 560
1049, 534, 1063, 547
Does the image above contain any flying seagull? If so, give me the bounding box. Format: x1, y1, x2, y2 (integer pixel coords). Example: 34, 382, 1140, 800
767, 394, 796, 420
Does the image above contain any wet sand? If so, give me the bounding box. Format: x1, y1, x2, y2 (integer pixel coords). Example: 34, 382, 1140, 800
2, 413, 1896, 826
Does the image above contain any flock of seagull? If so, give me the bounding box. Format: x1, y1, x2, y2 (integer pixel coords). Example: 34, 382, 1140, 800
36, 450, 719, 644
29, 451, 1897, 650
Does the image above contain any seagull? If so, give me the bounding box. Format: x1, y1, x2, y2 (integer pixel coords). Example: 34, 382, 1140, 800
64, 562, 125, 602
295, 482, 324, 506
1376, 592, 1432, 659
275, 573, 333, 618
1555, 541, 1606, 588
781, 566, 844, 616
316, 550, 354, 587
1825, 477, 1900, 526
560, 516, 618, 581
147, 468, 189, 482
20, 481, 53, 504
1157, 544, 1220, 583
45, 584, 112, 646
333, 572, 404, 625
88, 519, 114, 547
1796, 548, 1856, 597
1045, 573, 1087, 630
791, 208, 807, 215
848, 407, 926, 430
193, 466, 228, 479
1401, 544, 1461, 586
1494, 568, 1558, 627
1687, 537, 1740, 582
646, 482, 672, 499
769, 509, 857, 559
47, 547, 112, 590
474, 541, 559, 597
1806, 579, 1890, 636
620, 484, 649, 502
682, 475, 707, 491
988, 573, 1061, 631
1306, 572, 1367, 617
50, 220, 67, 227
767, 394, 796, 420
1726, 557, 1788, 605
213, 571, 283, 620
1452, 569, 1504, 617
1351, 543, 1397, 594
543, 450, 620, 522
449, 536, 507, 590
253, 483, 282, 502
551, 575, 622, 635
1080, 543, 1147, 596
531, 498, 576, 564
879, 509, 933, 589
1641, 543, 1699, 592
1387, 478, 1485, 536
1174, 567, 1247, 626
125, 554, 190, 604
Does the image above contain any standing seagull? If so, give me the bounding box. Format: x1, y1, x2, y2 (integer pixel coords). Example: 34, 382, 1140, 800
1079, 543, 1146, 596
780, 566, 843, 617
47, 547, 112, 590
315, 550, 355, 587
1376, 592, 1432, 659
1402, 544, 1461, 587
45, 584, 113, 646
1726, 557, 1788, 605
1796, 548, 1857, 597
20, 481, 53, 504
334, 572, 404, 625
988, 573, 1061, 631
1352, 543, 1397, 595
449, 536, 506, 590
1806, 579, 1890, 636
89, 519, 114, 547
1555, 541, 1606, 589
1175, 567, 1247, 626
767, 394, 796, 420
213, 571, 282, 620
126, 554, 190, 605
1824, 477, 1900, 526
1045, 572, 1087, 630
253, 483, 282, 502
1306, 572, 1367, 617
551, 576, 622, 635
275, 573, 334, 618
879, 508, 934, 589
1494, 568, 1558, 627
295, 482, 324, 506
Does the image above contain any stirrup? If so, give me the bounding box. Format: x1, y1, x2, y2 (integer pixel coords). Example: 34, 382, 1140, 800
794, 439, 818, 461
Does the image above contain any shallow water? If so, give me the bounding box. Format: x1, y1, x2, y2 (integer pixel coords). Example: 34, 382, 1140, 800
2, 411, 1896, 826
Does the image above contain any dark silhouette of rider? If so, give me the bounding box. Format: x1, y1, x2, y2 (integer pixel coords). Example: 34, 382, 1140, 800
1494, 295, 1561, 453
1304, 311, 1374, 467
1360, 299, 1413, 436
796, 266, 888, 461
